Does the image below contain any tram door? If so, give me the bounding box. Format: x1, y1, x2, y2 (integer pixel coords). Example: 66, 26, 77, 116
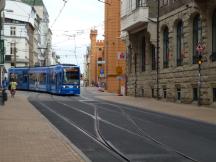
55, 72, 61, 93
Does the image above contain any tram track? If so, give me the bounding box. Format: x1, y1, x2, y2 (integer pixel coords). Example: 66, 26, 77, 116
29, 94, 129, 162
52, 95, 198, 162
29, 93, 202, 162
97, 102, 200, 162
52, 95, 131, 161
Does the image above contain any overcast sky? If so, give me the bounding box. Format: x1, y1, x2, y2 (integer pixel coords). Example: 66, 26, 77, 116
43, 0, 104, 72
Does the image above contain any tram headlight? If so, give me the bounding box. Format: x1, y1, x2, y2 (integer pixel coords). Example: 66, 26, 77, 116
62, 85, 66, 88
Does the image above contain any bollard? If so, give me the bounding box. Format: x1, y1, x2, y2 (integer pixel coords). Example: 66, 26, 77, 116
3, 89, 7, 102
0, 89, 5, 105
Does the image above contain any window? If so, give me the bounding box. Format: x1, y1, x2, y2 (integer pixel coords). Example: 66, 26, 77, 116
136, 0, 146, 7
176, 21, 183, 66
128, 0, 132, 11
10, 43, 16, 55
163, 27, 169, 68
163, 88, 167, 98
128, 45, 132, 73
151, 44, 156, 70
141, 36, 146, 71
160, 0, 168, 7
152, 88, 155, 98
10, 27, 16, 36
141, 88, 144, 97
177, 88, 181, 100
193, 88, 198, 101
193, 14, 202, 64
213, 88, 216, 102
212, 10, 216, 61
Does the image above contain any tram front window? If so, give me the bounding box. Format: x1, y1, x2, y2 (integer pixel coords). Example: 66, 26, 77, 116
63, 68, 79, 84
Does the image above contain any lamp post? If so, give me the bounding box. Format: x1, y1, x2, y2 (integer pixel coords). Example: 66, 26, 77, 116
156, 0, 160, 99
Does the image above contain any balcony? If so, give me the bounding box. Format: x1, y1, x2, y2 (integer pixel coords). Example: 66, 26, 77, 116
121, 6, 149, 32
97, 60, 105, 64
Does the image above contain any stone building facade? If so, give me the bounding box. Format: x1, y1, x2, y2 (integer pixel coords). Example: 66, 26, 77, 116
122, 0, 216, 106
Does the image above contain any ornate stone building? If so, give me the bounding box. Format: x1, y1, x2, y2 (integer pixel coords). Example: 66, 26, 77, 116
122, 0, 216, 106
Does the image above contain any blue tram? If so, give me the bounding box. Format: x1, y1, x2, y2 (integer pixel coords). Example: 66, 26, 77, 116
8, 64, 80, 95
8, 67, 29, 90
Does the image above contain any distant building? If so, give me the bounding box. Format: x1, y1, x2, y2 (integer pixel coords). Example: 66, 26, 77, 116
34, 3, 50, 66
2, 0, 55, 69
3, 0, 37, 70
89, 29, 105, 87
0, 0, 6, 85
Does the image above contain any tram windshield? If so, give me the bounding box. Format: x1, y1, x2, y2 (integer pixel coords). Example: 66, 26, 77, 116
63, 67, 80, 84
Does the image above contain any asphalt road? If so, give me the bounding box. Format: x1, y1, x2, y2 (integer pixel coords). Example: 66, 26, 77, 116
28, 89, 216, 162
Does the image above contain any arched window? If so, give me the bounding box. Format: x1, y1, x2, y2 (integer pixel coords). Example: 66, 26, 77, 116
212, 10, 216, 61
176, 21, 183, 66
193, 14, 202, 64
151, 44, 156, 70
141, 36, 146, 71
163, 26, 169, 68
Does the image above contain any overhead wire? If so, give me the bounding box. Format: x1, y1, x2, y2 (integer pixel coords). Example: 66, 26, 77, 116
50, 0, 69, 28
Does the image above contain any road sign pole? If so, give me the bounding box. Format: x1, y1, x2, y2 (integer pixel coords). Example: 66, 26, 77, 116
196, 43, 205, 106
198, 62, 201, 106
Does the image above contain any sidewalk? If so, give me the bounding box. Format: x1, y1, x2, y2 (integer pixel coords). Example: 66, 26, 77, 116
0, 91, 87, 162
87, 87, 216, 125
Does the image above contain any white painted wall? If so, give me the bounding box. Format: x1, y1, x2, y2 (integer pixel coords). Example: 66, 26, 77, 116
3, 0, 36, 71
4, 0, 35, 27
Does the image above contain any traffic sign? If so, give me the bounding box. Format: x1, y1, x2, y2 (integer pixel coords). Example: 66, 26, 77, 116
117, 52, 126, 60
196, 42, 205, 53
116, 66, 123, 75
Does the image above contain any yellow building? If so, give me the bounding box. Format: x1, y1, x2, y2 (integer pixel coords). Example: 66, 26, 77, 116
89, 30, 105, 87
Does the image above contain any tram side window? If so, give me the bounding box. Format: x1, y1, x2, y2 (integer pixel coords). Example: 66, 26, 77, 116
39, 73, 46, 84
29, 73, 36, 84
17, 74, 28, 84
23, 74, 28, 83
50, 72, 55, 85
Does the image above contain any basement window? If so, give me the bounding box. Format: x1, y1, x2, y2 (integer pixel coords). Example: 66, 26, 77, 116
177, 88, 181, 100
193, 88, 198, 101
213, 88, 216, 102
163, 88, 167, 99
